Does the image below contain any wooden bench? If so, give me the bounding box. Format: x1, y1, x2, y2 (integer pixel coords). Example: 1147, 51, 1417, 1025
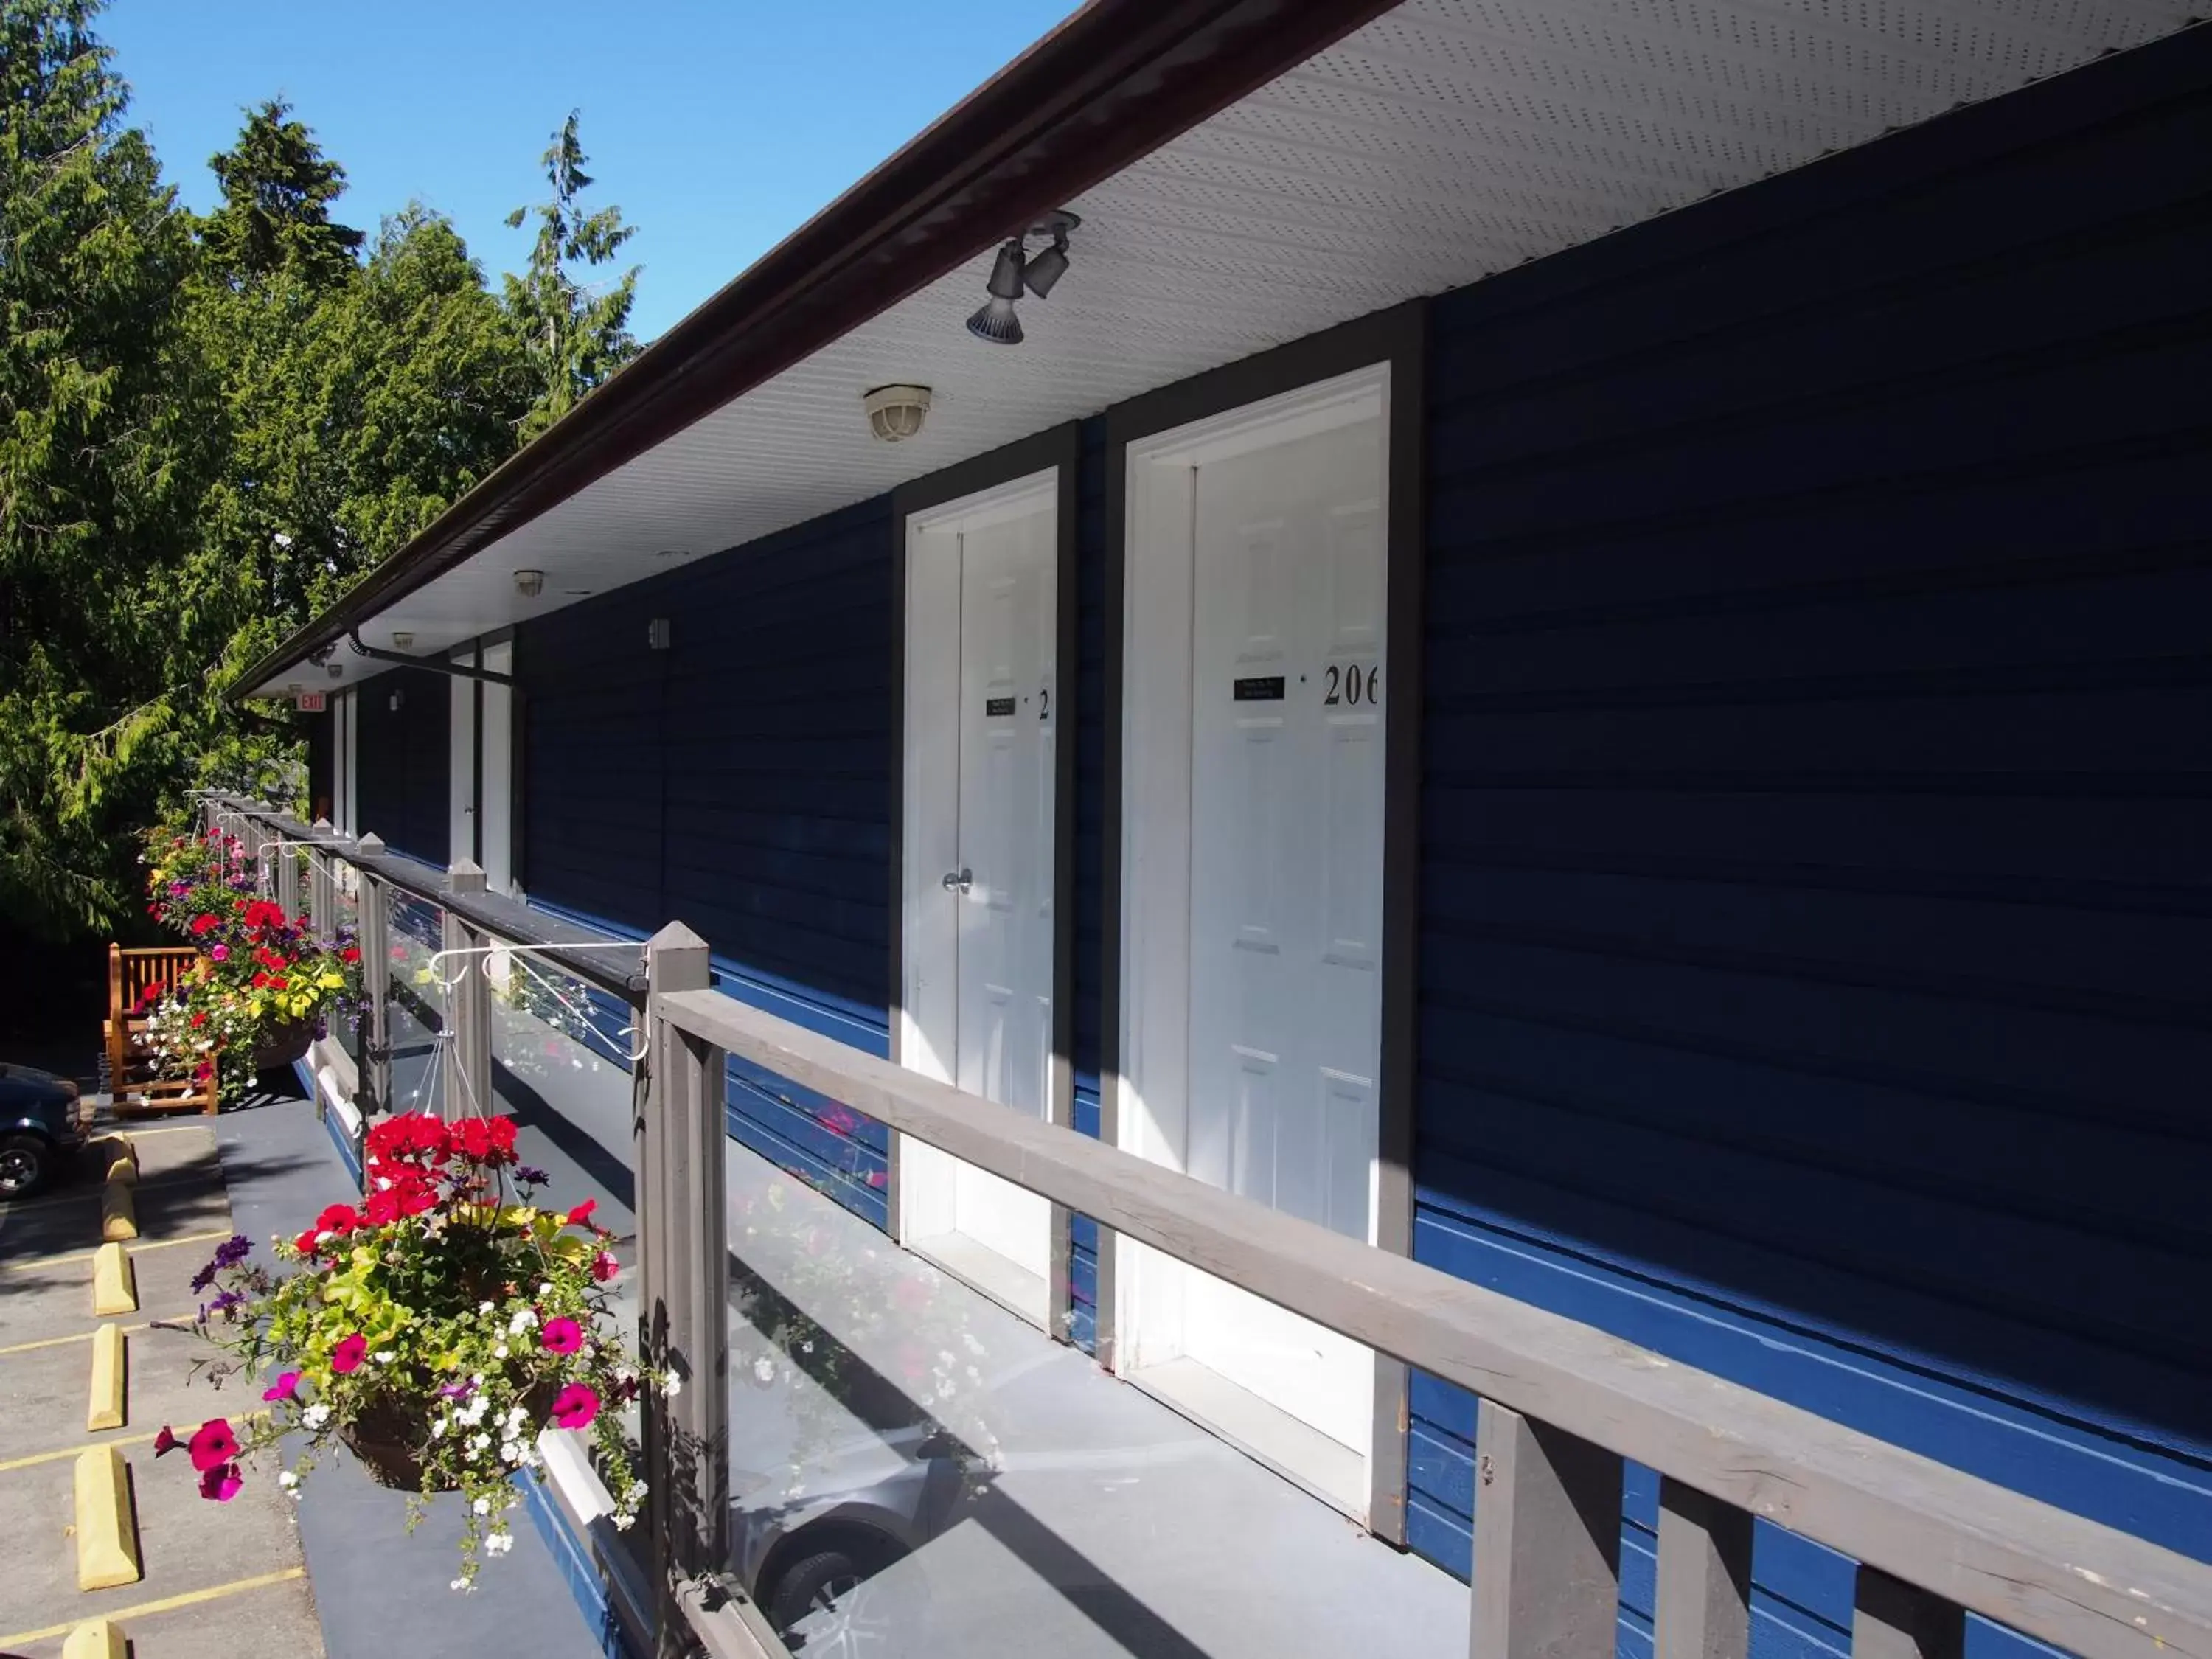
104, 944, 218, 1116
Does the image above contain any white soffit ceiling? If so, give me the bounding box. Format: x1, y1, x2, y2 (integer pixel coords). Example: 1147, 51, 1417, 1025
265, 0, 2195, 693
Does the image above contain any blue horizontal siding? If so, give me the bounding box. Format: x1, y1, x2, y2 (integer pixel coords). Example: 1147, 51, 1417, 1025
1408, 27, 2212, 1612
353, 667, 451, 866
518, 499, 894, 1228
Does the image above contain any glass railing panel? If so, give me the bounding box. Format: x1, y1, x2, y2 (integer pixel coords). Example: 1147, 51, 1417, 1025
330, 855, 363, 1062
384, 888, 447, 1114
713, 1079, 1472, 1659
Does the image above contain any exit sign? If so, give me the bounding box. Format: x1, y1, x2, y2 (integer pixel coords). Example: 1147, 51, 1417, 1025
295, 690, 327, 713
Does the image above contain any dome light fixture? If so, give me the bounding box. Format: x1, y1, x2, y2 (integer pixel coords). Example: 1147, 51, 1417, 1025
862, 383, 933, 442
964, 210, 1079, 346
514, 568, 545, 599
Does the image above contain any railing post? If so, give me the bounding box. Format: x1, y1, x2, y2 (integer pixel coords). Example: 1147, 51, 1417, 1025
640, 922, 727, 1657
1853, 1568, 1964, 1659
1470, 1399, 1623, 1659
1656, 1478, 1753, 1659
442, 860, 492, 1121
355, 839, 392, 1153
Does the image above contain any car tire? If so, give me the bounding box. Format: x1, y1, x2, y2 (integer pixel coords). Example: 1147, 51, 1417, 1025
766, 1547, 867, 1640
0, 1133, 52, 1200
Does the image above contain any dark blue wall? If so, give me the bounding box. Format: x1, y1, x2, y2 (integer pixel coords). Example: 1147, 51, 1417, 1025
518, 496, 895, 1221
352, 667, 451, 867
1405, 25, 2212, 1646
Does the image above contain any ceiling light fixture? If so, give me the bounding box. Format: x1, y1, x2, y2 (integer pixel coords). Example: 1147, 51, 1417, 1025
862, 383, 933, 442
514, 569, 545, 599
391, 631, 414, 650
964, 210, 1079, 345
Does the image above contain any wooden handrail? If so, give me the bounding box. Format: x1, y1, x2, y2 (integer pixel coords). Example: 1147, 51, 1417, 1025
650, 976, 2212, 1659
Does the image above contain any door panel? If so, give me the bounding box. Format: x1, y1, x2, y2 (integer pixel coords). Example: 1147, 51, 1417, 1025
1182, 413, 1385, 1453
900, 481, 1058, 1318
949, 510, 1054, 1279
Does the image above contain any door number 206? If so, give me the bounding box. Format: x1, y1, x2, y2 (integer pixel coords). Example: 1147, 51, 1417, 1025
1323, 664, 1381, 706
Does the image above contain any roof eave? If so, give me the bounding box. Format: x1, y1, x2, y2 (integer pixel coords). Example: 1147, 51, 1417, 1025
232, 0, 1401, 702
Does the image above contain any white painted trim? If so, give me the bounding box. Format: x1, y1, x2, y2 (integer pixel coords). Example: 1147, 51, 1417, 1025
1112, 358, 1392, 1509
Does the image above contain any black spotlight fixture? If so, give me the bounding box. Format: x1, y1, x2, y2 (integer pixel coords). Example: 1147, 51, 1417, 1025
965, 209, 1080, 344
966, 238, 1027, 345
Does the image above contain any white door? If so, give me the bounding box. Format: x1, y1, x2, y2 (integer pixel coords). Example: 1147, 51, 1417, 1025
479, 641, 515, 896
1183, 415, 1384, 1450
900, 475, 1058, 1324
1117, 367, 1388, 1514
448, 647, 477, 867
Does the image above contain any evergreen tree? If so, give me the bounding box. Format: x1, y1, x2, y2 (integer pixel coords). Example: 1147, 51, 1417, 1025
504, 111, 639, 439
198, 98, 364, 288
0, 0, 219, 933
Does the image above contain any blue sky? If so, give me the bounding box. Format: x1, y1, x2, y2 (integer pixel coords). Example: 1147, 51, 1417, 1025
102, 0, 1078, 341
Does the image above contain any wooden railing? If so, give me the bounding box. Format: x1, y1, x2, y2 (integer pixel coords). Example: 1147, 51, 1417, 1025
204, 798, 2212, 1659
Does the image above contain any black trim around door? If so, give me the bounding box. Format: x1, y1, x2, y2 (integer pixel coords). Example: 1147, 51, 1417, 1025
1098, 299, 1427, 1542
888, 422, 1085, 1338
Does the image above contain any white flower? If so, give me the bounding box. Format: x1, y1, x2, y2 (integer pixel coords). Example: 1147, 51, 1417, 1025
612, 1512, 635, 1531
473, 1497, 490, 1515
507, 1307, 538, 1334
470, 1433, 491, 1450
500, 1440, 524, 1464
278, 1471, 299, 1489
302, 1403, 331, 1430
752, 1357, 775, 1384
451, 1578, 469, 1592
432, 1418, 449, 1438
485, 1531, 513, 1557
479, 1301, 495, 1315
493, 1343, 509, 1359
662, 1372, 682, 1398
374, 1349, 395, 1366
962, 1333, 986, 1357
538, 1282, 553, 1296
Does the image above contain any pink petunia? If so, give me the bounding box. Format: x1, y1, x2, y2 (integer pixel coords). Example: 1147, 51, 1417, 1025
199, 1462, 243, 1502
209, 943, 229, 962
590, 1251, 619, 1283
188, 1418, 240, 1473
262, 1371, 301, 1402
331, 1332, 368, 1374
549, 1383, 599, 1430
540, 1317, 583, 1356
153, 1425, 180, 1458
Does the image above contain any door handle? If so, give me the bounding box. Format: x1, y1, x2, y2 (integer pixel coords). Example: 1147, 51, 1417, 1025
942, 868, 973, 894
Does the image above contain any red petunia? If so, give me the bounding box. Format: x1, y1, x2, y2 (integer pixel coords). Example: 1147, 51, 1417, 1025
293, 1228, 320, 1256
190, 913, 219, 936
331, 1333, 368, 1374
590, 1251, 619, 1284
189, 1012, 207, 1029
340, 945, 361, 964
313, 1203, 359, 1237
187, 1418, 239, 1472
153, 1425, 180, 1458
549, 1383, 599, 1430
563, 1199, 596, 1228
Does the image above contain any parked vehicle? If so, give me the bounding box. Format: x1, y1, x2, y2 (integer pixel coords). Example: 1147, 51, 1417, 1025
0, 1060, 88, 1199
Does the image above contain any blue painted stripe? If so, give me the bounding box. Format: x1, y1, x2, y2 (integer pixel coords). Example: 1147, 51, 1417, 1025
515, 1468, 627, 1659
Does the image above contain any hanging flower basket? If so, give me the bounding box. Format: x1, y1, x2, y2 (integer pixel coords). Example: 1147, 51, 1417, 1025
341, 1382, 559, 1489
159, 1112, 655, 1588
253, 1017, 315, 1071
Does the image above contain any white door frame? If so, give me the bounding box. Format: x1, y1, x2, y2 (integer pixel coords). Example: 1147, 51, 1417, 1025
895, 457, 1071, 1329
449, 645, 479, 869
1111, 349, 1421, 1529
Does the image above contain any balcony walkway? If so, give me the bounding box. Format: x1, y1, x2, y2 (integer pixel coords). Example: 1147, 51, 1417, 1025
493, 1004, 1468, 1659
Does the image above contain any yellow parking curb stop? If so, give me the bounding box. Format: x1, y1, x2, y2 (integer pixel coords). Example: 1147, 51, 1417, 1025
91, 1242, 136, 1315
72, 1444, 142, 1591
62, 1615, 128, 1658
87, 1322, 127, 1432
100, 1179, 138, 1242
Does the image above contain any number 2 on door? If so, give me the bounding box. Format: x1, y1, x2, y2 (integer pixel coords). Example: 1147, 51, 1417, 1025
1322, 664, 1381, 707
